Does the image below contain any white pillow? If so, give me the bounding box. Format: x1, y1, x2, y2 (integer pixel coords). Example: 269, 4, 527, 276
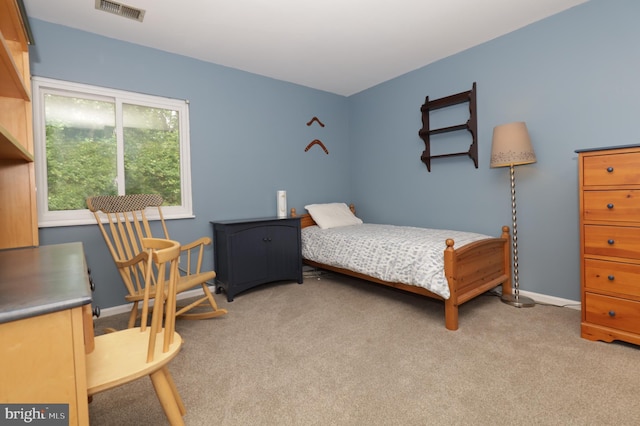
304, 203, 363, 229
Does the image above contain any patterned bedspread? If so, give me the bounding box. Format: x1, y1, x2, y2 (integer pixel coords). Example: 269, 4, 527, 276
301, 224, 491, 299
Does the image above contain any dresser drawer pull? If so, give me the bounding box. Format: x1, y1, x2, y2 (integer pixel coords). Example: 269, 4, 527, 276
607, 239, 615, 245
608, 275, 615, 281
607, 167, 614, 173
608, 310, 616, 317
607, 203, 614, 209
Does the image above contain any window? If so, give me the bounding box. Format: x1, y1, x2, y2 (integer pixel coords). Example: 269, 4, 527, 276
32, 77, 193, 227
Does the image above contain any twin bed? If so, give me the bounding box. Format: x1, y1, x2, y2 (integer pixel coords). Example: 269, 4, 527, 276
291, 203, 511, 330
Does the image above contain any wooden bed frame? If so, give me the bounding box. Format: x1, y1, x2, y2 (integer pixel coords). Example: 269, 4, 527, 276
291, 206, 511, 331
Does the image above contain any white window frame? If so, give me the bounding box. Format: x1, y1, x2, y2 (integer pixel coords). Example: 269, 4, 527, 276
32, 77, 194, 227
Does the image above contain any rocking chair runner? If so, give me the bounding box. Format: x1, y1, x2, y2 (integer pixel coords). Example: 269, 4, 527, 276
87, 194, 227, 328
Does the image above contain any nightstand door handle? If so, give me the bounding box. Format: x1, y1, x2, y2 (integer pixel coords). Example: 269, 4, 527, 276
607, 203, 614, 209
263, 237, 272, 242
607, 166, 614, 173
608, 275, 615, 281
608, 239, 615, 245
608, 310, 616, 317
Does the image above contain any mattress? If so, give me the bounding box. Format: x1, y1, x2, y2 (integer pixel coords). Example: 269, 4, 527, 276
301, 223, 491, 299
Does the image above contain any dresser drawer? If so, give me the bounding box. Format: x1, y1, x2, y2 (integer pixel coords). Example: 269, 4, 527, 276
584, 259, 640, 297
583, 190, 640, 222
583, 152, 640, 186
584, 293, 640, 335
584, 225, 640, 259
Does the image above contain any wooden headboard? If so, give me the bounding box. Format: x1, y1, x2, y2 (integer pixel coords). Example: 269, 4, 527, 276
290, 204, 356, 229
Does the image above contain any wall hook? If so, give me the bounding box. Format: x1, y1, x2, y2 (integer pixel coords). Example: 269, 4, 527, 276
305, 139, 329, 154
306, 117, 325, 127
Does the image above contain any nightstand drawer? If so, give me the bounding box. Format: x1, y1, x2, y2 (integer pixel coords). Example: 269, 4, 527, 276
584, 225, 640, 259
584, 293, 640, 335
584, 259, 640, 297
583, 152, 640, 186
583, 190, 640, 222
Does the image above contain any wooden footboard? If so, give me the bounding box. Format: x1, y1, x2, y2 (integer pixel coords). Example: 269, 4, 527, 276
442, 226, 511, 330
291, 206, 511, 331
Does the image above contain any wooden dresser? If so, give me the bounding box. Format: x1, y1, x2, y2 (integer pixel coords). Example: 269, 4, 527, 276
577, 145, 640, 345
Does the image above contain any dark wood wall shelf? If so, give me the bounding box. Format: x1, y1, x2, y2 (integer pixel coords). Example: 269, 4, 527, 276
418, 82, 477, 172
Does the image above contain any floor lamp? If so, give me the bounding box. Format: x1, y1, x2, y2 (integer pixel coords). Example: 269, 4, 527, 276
490, 122, 537, 308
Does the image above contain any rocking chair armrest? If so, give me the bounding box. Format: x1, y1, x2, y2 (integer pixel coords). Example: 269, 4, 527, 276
114, 251, 148, 268
178, 237, 211, 277
180, 237, 212, 252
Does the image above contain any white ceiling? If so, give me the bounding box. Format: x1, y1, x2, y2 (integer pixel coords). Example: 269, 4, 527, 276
23, 0, 587, 96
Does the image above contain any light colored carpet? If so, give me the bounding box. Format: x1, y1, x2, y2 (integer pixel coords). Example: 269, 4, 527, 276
89, 272, 640, 425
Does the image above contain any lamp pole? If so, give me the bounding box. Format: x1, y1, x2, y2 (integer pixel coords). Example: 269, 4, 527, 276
501, 164, 535, 308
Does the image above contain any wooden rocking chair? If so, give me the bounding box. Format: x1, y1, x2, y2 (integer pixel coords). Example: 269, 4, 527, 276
87, 194, 227, 328
87, 238, 186, 424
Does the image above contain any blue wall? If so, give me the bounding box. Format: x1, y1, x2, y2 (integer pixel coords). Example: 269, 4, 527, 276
29, 19, 351, 308
30, 0, 640, 308
349, 0, 640, 301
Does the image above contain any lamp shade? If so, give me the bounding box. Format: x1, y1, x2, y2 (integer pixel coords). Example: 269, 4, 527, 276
490, 122, 537, 168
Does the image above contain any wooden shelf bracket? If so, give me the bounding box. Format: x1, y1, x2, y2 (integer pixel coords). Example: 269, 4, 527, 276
418, 82, 478, 172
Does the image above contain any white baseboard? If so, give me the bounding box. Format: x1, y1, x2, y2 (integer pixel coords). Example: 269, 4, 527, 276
97, 285, 581, 319
517, 289, 581, 310
96, 287, 212, 318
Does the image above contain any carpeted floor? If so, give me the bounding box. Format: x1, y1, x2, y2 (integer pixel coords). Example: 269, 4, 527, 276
89, 272, 640, 425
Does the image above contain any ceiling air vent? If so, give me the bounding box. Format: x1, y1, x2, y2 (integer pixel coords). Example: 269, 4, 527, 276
95, 0, 146, 22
